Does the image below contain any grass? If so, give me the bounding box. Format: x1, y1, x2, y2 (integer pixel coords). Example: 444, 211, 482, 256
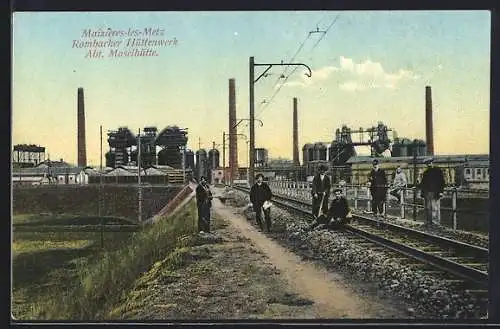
13, 213, 135, 226
11, 199, 198, 320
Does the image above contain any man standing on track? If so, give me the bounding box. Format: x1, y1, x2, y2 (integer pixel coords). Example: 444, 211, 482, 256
389, 166, 407, 204
195, 176, 213, 233
311, 165, 331, 219
420, 157, 445, 226
368, 159, 387, 218
250, 173, 273, 232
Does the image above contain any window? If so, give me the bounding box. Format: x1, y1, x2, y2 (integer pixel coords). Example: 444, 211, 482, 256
476, 168, 482, 177
465, 169, 471, 175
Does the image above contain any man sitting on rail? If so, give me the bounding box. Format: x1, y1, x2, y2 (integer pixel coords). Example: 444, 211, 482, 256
327, 188, 352, 229
308, 188, 351, 231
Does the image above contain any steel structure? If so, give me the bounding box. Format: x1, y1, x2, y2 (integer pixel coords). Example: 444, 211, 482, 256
12, 144, 46, 167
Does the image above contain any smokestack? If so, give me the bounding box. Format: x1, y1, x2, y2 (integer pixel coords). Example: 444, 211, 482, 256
425, 85, 434, 156
77, 87, 87, 167
293, 97, 300, 166
229, 78, 238, 182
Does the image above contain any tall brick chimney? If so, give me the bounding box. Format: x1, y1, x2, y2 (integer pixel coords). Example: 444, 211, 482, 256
425, 85, 434, 156
229, 78, 238, 182
293, 97, 300, 166
77, 87, 87, 167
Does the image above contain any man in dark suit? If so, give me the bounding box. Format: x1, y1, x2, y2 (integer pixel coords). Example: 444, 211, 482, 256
327, 188, 352, 228
420, 157, 445, 226
368, 159, 387, 218
250, 174, 273, 232
311, 165, 331, 219
195, 176, 213, 233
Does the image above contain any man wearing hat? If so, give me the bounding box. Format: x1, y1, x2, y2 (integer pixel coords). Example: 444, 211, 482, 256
327, 188, 352, 228
368, 159, 388, 218
308, 188, 351, 231
195, 176, 213, 233
250, 173, 273, 232
420, 157, 445, 226
311, 165, 331, 219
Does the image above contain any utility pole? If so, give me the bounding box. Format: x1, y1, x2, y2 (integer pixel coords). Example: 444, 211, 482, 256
248, 56, 312, 186
249, 56, 255, 186
222, 132, 226, 185
138, 128, 142, 223
212, 141, 216, 184
412, 140, 417, 220
181, 145, 186, 184
99, 125, 103, 248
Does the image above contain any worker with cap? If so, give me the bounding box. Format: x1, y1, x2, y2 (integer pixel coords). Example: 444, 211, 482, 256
311, 164, 331, 219
195, 176, 213, 233
420, 157, 445, 226
327, 187, 352, 228
367, 159, 388, 218
389, 166, 407, 203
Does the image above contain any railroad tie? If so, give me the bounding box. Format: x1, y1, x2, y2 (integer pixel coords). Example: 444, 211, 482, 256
462, 263, 487, 267
465, 289, 488, 295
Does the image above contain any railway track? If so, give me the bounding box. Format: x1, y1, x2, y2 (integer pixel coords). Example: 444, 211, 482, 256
230, 186, 488, 291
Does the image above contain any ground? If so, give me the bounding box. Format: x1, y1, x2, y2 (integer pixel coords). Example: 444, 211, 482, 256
112, 189, 409, 320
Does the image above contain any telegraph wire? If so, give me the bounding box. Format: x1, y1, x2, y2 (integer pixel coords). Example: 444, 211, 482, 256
311, 14, 340, 51
264, 14, 328, 106
256, 15, 340, 119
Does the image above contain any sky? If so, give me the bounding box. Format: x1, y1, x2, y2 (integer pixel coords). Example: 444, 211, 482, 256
12, 11, 491, 167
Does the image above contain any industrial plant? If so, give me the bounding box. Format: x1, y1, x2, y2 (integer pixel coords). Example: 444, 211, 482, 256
11, 82, 489, 190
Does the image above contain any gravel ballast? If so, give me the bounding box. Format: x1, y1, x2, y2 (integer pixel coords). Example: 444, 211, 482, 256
221, 188, 487, 319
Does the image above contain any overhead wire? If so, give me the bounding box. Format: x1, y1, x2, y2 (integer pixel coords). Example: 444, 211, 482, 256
255, 14, 328, 114
310, 14, 340, 51
256, 15, 340, 120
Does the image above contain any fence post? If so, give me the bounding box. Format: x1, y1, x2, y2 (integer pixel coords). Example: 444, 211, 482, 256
452, 188, 457, 231
412, 186, 417, 220
367, 187, 371, 213
354, 186, 358, 210
401, 188, 405, 219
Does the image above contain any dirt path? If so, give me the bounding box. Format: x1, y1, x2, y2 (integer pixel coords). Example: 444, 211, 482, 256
113, 190, 406, 320
211, 195, 403, 319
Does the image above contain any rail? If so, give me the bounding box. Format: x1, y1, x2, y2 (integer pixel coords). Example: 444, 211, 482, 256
231, 185, 488, 287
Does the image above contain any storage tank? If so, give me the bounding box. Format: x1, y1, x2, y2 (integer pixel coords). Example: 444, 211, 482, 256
195, 149, 208, 181
208, 149, 220, 170
302, 143, 314, 164
313, 142, 327, 161
413, 139, 427, 157
185, 149, 195, 170
400, 138, 412, 157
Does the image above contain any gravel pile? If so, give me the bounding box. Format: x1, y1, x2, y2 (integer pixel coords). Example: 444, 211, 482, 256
228, 189, 487, 319
220, 188, 250, 208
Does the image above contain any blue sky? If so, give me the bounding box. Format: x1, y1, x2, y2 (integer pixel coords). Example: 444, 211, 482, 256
12, 10, 491, 166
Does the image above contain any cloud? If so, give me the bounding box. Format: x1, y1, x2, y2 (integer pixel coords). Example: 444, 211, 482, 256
338, 56, 419, 91
280, 56, 419, 92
